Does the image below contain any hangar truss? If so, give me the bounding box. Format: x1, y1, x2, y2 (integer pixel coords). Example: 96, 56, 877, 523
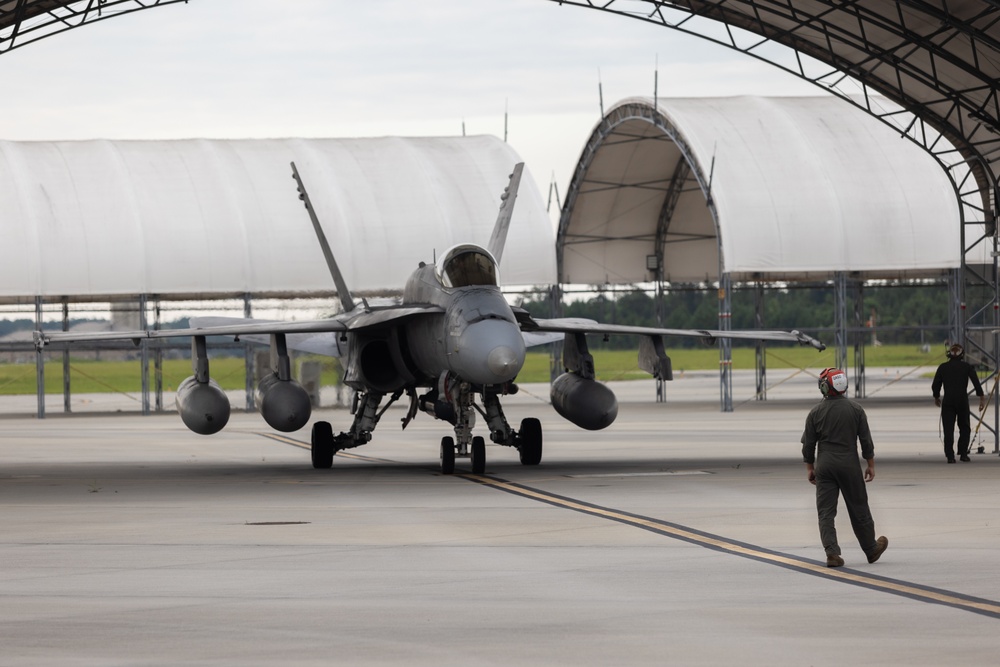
0, 0, 186, 54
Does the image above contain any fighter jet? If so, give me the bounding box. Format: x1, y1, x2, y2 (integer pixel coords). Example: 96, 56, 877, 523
35, 161, 824, 474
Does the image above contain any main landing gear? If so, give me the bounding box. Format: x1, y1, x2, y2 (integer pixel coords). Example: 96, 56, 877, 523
439, 424, 540, 475
309, 390, 386, 469
308, 386, 544, 474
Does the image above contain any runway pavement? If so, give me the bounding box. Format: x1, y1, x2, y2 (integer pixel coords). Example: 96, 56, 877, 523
2, 372, 999, 665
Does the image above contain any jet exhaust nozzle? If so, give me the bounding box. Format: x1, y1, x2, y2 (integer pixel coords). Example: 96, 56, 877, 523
550, 373, 618, 431
256, 373, 312, 432
176, 376, 231, 435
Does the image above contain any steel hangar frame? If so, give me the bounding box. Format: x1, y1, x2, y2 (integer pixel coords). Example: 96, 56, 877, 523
0, 0, 187, 54
548, 0, 1000, 451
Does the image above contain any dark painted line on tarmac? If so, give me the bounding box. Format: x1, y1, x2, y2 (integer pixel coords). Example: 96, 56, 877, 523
254, 431, 1000, 620
461, 473, 1000, 621
255, 432, 394, 463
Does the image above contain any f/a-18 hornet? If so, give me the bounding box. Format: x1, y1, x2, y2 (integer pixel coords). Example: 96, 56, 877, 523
35, 162, 824, 474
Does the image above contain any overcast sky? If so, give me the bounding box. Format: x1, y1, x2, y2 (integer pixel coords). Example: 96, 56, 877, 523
0, 0, 820, 210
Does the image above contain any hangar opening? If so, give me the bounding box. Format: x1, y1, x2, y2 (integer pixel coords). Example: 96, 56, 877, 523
556, 96, 962, 409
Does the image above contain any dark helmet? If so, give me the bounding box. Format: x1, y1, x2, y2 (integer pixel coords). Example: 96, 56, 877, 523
947, 344, 965, 360
818, 367, 848, 397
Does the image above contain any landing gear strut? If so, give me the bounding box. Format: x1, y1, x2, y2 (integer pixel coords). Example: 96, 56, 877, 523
439, 381, 484, 474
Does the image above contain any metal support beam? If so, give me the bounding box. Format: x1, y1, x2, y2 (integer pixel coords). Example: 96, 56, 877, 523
154, 299, 163, 412
35, 296, 44, 419
754, 280, 766, 401
719, 273, 733, 412
834, 272, 848, 374
244, 293, 255, 411
948, 268, 962, 345
654, 277, 666, 403
62, 300, 70, 413
853, 280, 866, 398
140, 294, 150, 415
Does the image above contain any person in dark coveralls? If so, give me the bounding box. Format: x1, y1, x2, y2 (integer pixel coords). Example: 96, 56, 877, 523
802, 368, 888, 568
931, 344, 985, 463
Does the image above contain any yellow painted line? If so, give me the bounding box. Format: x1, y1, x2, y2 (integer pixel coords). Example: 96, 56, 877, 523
462, 474, 1000, 620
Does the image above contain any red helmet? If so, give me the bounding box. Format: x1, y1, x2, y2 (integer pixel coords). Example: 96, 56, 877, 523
818, 368, 848, 397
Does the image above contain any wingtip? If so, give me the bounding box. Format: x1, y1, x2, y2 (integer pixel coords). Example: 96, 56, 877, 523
792, 330, 826, 351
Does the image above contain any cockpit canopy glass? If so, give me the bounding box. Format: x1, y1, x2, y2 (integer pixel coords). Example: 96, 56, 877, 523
436, 244, 499, 288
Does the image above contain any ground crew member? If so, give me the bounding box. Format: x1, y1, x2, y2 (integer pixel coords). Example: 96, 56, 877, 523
931, 344, 985, 463
802, 368, 888, 568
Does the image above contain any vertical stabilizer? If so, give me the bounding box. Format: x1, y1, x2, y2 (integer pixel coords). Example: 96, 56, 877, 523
291, 162, 356, 313
486, 162, 524, 264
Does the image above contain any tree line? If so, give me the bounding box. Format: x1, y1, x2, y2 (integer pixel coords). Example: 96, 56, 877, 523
518, 281, 951, 349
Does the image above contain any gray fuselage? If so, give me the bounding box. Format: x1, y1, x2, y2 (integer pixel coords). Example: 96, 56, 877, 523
401, 260, 525, 388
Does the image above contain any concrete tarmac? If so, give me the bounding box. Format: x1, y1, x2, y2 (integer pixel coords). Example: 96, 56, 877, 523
2, 373, 999, 666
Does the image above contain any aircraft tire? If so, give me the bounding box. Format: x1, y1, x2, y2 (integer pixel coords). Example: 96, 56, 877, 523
311, 421, 335, 469
471, 436, 486, 475
440, 436, 456, 475
518, 418, 543, 466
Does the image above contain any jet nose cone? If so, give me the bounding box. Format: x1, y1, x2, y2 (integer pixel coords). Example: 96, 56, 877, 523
453, 320, 525, 385
487, 345, 519, 377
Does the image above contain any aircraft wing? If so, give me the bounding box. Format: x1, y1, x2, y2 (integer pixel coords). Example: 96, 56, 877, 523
522, 331, 566, 347
186, 317, 346, 357
33, 305, 446, 356
526, 317, 826, 350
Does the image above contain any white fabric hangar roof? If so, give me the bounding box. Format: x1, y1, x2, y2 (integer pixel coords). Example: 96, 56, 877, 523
0, 135, 555, 302
559, 96, 960, 284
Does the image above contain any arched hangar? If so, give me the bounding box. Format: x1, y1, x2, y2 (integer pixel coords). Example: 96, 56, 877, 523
0, 134, 555, 302
558, 95, 960, 407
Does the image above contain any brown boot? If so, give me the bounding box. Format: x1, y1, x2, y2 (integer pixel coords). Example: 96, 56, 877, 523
826, 554, 845, 568
867, 536, 889, 563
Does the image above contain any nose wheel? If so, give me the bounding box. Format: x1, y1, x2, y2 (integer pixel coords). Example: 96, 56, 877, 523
439, 435, 487, 475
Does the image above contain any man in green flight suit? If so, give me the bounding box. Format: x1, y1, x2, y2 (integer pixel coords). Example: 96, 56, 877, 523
931, 343, 985, 463
802, 367, 889, 568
